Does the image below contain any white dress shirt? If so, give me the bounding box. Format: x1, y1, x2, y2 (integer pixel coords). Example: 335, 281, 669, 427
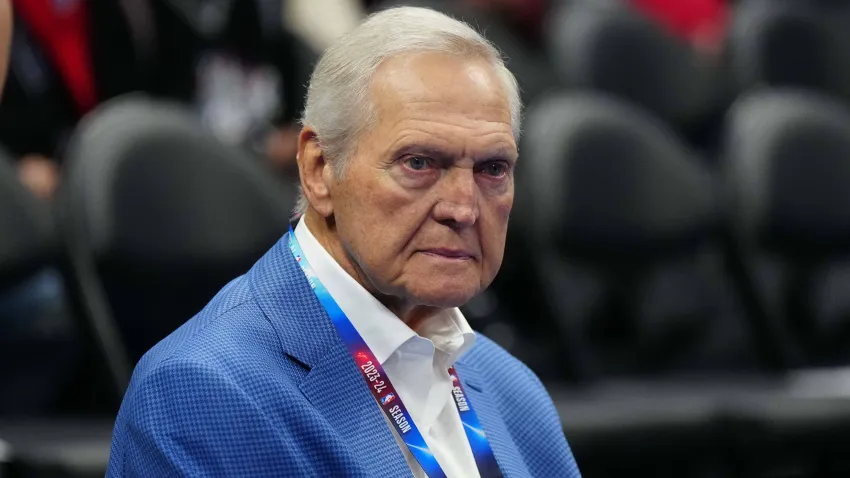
295, 221, 481, 478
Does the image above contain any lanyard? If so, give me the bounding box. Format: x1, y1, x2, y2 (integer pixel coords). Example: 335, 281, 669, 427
288, 228, 503, 478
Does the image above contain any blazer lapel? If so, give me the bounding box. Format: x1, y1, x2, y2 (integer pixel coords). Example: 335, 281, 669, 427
250, 234, 411, 477
454, 360, 532, 478
298, 339, 412, 477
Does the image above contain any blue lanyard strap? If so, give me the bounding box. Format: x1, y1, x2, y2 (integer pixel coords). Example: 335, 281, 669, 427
288, 228, 503, 478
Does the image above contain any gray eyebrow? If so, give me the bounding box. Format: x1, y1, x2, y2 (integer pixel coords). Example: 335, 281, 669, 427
393, 144, 517, 163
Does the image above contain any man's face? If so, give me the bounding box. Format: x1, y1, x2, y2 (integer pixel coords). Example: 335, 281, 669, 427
330, 52, 517, 308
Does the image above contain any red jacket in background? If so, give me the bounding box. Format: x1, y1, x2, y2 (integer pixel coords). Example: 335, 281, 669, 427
14, 0, 97, 114
630, 0, 729, 52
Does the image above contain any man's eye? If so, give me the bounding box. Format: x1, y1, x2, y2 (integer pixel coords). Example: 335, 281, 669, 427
405, 156, 431, 171
481, 161, 508, 177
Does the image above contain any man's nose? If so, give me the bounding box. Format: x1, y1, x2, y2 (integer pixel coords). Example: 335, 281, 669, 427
433, 168, 479, 229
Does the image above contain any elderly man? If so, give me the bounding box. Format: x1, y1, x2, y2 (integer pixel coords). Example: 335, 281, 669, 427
107, 6, 580, 477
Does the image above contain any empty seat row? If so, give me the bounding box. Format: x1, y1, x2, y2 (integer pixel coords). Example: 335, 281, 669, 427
483, 87, 850, 383
546, 0, 850, 153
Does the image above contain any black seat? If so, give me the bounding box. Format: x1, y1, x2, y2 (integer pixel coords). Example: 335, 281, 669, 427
57, 95, 296, 381
545, 2, 711, 130
722, 89, 850, 367
511, 92, 761, 382
727, 0, 850, 101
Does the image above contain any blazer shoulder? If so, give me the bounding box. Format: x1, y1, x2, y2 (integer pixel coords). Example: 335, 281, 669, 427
119, 287, 308, 432
110, 352, 311, 477
464, 334, 549, 393
131, 274, 296, 388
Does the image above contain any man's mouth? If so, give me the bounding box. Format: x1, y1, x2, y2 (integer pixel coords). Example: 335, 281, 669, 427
421, 248, 474, 260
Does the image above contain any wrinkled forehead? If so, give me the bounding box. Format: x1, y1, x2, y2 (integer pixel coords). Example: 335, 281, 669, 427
367, 52, 516, 155
375, 52, 506, 97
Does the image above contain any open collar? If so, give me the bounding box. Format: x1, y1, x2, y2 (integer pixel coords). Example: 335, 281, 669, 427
247, 232, 526, 477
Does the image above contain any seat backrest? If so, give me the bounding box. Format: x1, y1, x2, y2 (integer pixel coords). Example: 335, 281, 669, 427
723, 89, 850, 366
58, 96, 295, 369
515, 93, 757, 381
728, 1, 850, 101
545, 2, 708, 127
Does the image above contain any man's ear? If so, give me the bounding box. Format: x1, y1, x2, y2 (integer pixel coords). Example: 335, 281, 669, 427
296, 126, 334, 218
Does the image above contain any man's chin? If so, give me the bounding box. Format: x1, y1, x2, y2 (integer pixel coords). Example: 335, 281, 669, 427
410, 285, 478, 309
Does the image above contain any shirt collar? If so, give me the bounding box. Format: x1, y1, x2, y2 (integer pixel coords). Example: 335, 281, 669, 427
294, 220, 476, 366
415, 307, 476, 368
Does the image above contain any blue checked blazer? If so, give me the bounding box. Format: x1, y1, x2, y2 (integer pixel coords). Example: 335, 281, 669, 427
107, 233, 581, 477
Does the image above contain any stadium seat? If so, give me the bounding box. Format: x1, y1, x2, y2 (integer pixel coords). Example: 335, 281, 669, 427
727, 0, 850, 101
722, 89, 850, 367
545, 2, 712, 130
512, 92, 762, 382
57, 95, 296, 376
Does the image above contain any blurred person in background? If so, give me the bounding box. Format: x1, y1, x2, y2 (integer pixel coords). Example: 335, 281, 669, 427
147, 0, 316, 179
0, 0, 147, 200
283, 0, 366, 53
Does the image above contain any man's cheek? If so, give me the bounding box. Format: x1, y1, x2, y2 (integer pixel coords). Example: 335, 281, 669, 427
496, 199, 513, 222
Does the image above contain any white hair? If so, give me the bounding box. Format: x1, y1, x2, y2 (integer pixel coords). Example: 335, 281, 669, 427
293, 5, 523, 216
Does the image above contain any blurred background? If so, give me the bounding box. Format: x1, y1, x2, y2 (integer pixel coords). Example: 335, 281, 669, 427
4, 0, 850, 476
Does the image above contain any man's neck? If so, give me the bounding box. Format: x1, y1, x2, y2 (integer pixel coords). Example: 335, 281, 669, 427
302, 209, 442, 329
